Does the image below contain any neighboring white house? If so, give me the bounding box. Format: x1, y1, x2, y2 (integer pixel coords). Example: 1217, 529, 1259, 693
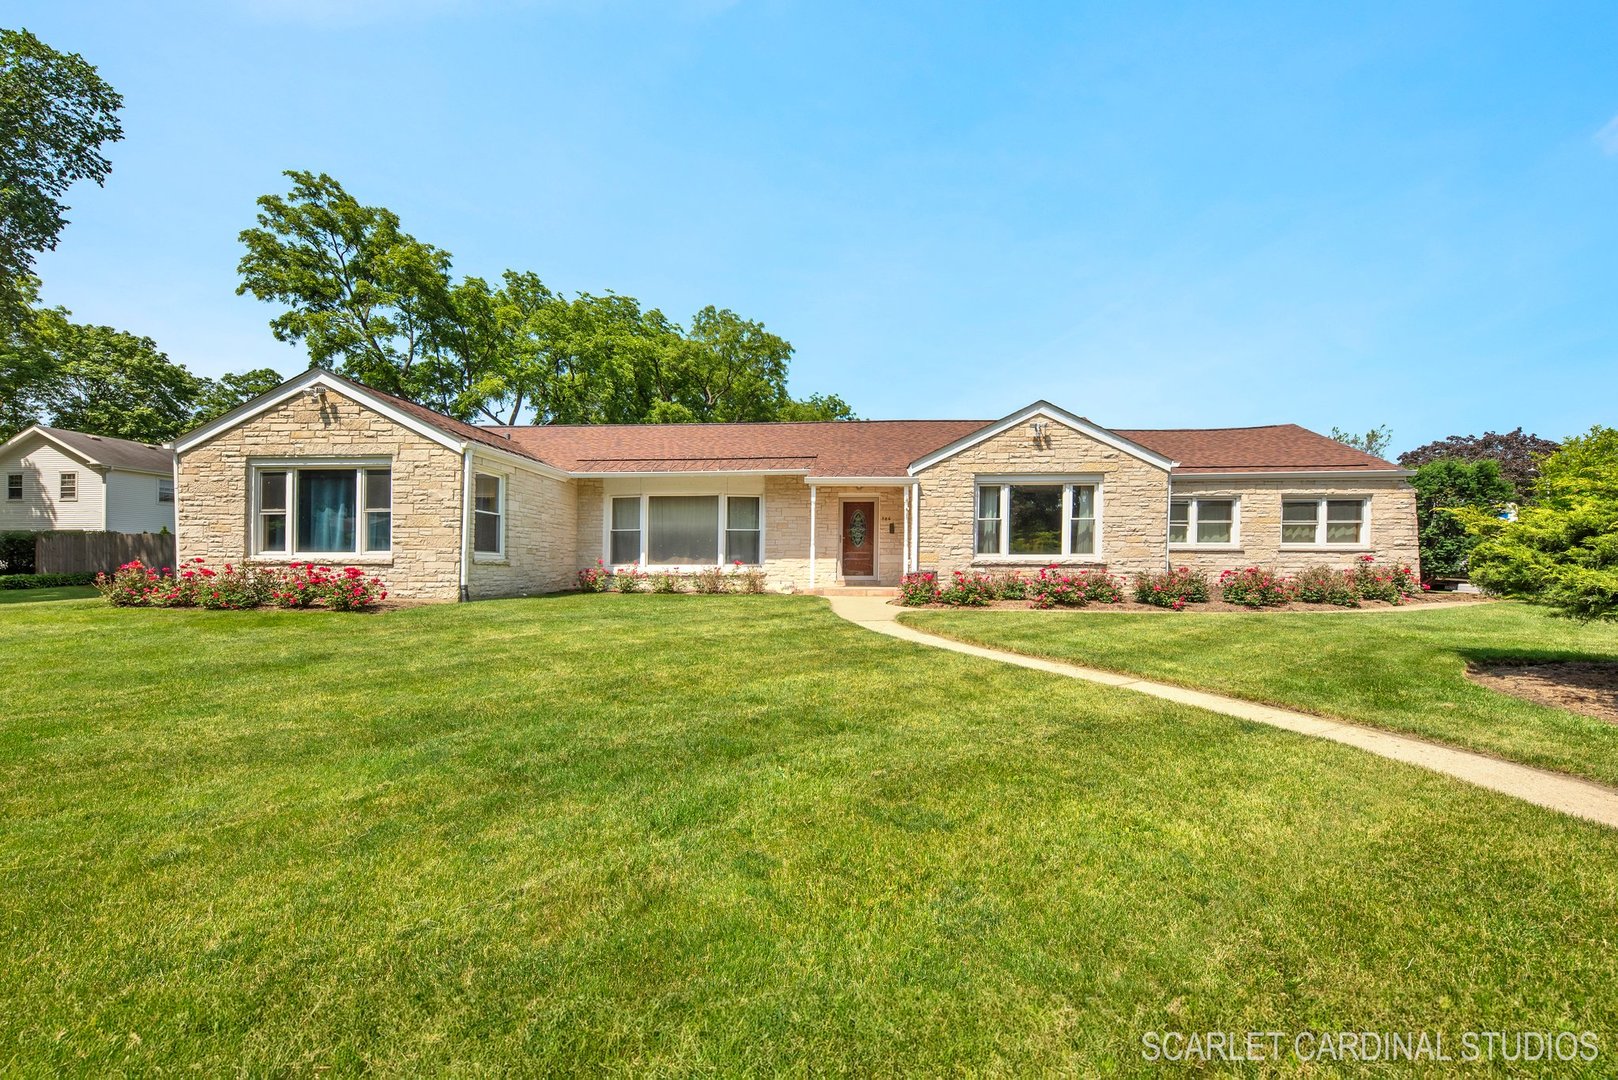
0, 425, 176, 534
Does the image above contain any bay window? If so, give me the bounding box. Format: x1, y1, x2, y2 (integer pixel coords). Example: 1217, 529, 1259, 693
1170, 498, 1237, 546
1281, 497, 1368, 546
606, 493, 763, 566
253, 463, 391, 556
974, 481, 1099, 559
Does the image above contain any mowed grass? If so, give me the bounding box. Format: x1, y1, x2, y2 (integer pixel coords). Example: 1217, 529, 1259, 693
3, 595, 1618, 1073
903, 602, 1618, 788
0, 585, 98, 605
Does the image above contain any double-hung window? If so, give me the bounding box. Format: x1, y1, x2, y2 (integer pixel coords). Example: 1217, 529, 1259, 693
254, 464, 392, 556
5, 474, 20, 501
974, 481, 1099, 558
158, 479, 175, 504
473, 473, 503, 557
607, 493, 763, 566
1169, 498, 1236, 546
1281, 497, 1367, 546
59, 472, 77, 502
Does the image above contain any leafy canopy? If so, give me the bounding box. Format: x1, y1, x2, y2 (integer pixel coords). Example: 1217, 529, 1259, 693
237, 171, 852, 425
1461, 427, 1618, 620
0, 28, 124, 331
1399, 428, 1561, 503
1330, 424, 1392, 459
1408, 458, 1514, 580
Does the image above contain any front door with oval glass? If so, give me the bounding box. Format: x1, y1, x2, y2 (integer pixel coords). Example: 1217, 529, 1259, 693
841, 500, 876, 579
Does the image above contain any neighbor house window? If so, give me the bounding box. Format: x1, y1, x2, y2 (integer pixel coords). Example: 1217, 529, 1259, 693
1170, 498, 1236, 546
59, 472, 77, 501
253, 464, 391, 556
158, 479, 175, 503
473, 473, 503, 556
608, 493, 764, 566
974, 481, 1099, 558
1282, 497, 1367, 546
5, 474, 19, 501
610, 497, 641, 563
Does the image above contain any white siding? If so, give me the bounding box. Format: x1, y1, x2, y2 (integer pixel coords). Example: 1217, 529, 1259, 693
0, 437, 105, 531
105, 470, 175, 533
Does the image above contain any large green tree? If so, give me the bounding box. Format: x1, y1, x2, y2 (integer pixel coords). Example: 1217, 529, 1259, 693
1409, 458, 1515, 580
0, 28, 124, 331
1399, 428, 1561, 503
237, 171, 853, 425
1462, 426, 1618, 620
191, 367, 287, 425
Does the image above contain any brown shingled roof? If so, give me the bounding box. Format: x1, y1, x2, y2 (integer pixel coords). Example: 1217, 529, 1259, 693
1118, 424, 1399, 473
35, 426, 173, 474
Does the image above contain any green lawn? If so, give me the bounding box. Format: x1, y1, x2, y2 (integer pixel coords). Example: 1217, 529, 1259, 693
0, 585, 98, 605
4, 595, 1618, 1073
903, 602, 1618, 788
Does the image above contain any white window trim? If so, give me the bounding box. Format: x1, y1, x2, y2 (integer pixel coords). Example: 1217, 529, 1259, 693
5, 473, 20, 501
249, 459, 393, 562
158, 478, 175, 504
601, 491, 766, 570
472, 472, 506, 561
59, 471, 78, 502
1169, 496, 1242, 550
972, 477, 1104, 562
1278, 495, 1372, 549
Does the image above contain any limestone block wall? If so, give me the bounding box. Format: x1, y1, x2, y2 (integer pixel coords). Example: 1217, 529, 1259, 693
466, 453, 578, 599
175, 388, 464, 600
913, 420, 1171, 579
763, 480, 904, 589
1166, 476, 1420, 579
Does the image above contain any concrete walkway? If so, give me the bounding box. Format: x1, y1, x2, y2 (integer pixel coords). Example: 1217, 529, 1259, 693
827, 594, 1618, 829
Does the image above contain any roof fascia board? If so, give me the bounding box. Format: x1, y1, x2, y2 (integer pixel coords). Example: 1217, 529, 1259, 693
805, 475, 918, 486
908, 401, 1178, 474
571, 468, 811, 479
0, 425, 104, 468
1171, 469, 1413, 481
465, 442, 572, 481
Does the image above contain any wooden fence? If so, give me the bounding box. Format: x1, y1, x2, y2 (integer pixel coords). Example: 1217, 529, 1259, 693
36, 532, 176, 575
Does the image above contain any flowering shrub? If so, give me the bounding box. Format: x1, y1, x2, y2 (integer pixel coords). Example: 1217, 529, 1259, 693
732, 565, 768, 594
651, 571, 684, 594
1027, 566, 1125, 608
988, 572, 1030, 600
938, 570, 996, 606
612, 566, 647, 593
899, 572, 939, 606
691, 566, 730, 594
578, 559, 611, 593
1134, 566, 1210, 607
1218, 567, 1295, 608
1351, 555, 1422, 604
95, 558, 386, 611
1075, 569, 1126, 604
1293, 565, 1361, 607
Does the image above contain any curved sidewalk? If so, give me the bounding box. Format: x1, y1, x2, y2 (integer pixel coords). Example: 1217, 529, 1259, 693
827, 595, 1618, 830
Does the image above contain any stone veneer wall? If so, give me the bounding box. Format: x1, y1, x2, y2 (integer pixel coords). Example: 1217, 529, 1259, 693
1165, 477, 1420, 579
913, 419, 1172, 579
176, 388, 464, 601
466, 451, 578, 599
762, 479, 904, 589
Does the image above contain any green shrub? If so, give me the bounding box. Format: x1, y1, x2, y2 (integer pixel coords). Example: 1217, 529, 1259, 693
651, 571, 684, 594
731, 566, 767, 594
690, 567, 730, 594
988, 572, 1029, 600
0, 572, 96, 589
938, 571, 996, 606
0, 531, 37, 574
612, 568, 646, 593
1351, 556, 1422, 604
1218, 567, 1294, 607
1410, 459, 1514, 580
899, 572, 939, 606
1134, 566, 1209, 607
1292, 566, 1360, 607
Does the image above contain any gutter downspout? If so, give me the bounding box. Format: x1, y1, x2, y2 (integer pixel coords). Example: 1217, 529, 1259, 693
459, 445, 473, 602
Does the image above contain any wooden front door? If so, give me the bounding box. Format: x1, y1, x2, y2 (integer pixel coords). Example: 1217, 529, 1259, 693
841, 501, 876, 578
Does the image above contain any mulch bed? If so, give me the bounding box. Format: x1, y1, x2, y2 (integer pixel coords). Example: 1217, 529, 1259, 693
897, 593, 1495, 614
1467, 661, 1618, 723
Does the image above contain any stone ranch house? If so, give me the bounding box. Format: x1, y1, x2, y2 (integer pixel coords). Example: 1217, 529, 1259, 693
172, 369, 1419, 601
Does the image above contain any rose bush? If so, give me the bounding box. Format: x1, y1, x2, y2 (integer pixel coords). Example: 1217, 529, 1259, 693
95, 558, 387, 611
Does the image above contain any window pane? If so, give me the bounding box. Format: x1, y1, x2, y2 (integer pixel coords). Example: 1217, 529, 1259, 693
60, 473, 76, 499
1008, 486, 1062, 555
365, 469, 391, 510
1196, 521, 1232, 544
1282, 501, 1317, 523
6, 474, 19, 499
976, 486, 1001, 519
726, 530, 761, 565
1168, 523, 1188, 544
1069, 518, 1095, 554
610, 530, 640, 564
1326, 500, 1362, 522
474, 474, 500, 514
648, 495, 718, 564
612, 497, 640, 529
1198, 499, 1232, 523
1325, 522, 1361, 544
295, 469, 356, 552
975, 519, 1001, 555
1169, 500, 1189, 525
260, 471, 287, 511
1072, 485, 1095, 519
158, 479, 175, 503
261, 513, 287, 552
474, 512, 500, 553
366, 511, 391, 551
727, 496, 760, 530
1282, 524, 1317, 544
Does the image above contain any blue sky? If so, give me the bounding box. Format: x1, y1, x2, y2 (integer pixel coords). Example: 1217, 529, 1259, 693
13, 0, 1618, 453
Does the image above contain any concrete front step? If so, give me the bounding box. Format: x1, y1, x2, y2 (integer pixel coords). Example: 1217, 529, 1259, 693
810, 586, 898, 597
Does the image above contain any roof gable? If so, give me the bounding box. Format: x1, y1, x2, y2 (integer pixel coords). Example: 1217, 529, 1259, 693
907, 401, 1179, 474
0, 425, 173, 474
